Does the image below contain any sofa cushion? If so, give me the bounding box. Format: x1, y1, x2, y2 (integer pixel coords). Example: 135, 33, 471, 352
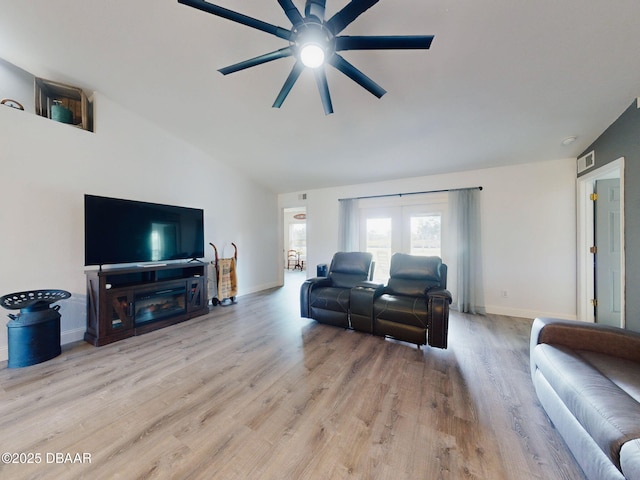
374, 294, 427, 328
328, 252, 372, 289
386, 254, 442, 297
309, 287, 350, 313
533, 343, 640, 469
578, 350, 640, 404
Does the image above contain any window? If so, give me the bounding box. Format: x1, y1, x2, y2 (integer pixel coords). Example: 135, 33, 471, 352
289, 222, 307, 257
359, 194, 447, 283
365, 217, 393, 281
409, 214, 441, 256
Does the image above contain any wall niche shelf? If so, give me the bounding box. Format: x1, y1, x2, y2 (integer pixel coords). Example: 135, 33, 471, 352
35, 77, 93, 131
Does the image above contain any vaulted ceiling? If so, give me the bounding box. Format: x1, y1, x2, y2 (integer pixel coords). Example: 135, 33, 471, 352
2, 1, 640, 193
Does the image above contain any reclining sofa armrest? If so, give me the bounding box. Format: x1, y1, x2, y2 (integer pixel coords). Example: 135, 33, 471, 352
426, 288, 452, 302
621, 439, 640, 480
530, 317, 640, 377
350, 282, 384, 333
300, 277, 332, 318
427, 289, 452, 349
355, 281, 385, 294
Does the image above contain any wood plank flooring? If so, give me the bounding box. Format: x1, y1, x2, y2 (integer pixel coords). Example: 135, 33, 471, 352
0, 274, 586, 479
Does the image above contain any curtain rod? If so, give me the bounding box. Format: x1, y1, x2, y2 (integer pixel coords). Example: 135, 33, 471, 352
339, 186, 482, 202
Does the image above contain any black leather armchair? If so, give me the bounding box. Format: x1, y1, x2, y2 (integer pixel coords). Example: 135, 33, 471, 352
300, 252, 373, 328
358, 253, 452, 348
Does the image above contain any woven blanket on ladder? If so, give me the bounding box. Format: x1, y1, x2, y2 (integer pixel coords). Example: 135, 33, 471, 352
217, 257, 237, 299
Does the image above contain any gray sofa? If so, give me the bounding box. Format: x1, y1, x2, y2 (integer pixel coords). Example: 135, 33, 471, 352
530, 317, 640, 480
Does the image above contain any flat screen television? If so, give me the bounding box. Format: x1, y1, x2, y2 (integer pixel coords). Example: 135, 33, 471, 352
84, 194, 205, 266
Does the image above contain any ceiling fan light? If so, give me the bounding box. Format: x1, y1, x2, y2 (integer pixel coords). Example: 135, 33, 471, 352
300, 43, 325, 68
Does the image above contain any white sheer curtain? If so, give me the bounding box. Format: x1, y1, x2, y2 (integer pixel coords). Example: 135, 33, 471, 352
338, 198, 360, 251
449, 188, 485, 314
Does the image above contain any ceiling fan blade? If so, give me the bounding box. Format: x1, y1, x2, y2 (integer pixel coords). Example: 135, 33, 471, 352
305, 0, 327, 21
277, 0, 304, 26
326, 0, 379, 35
178, 0, 291, 41
336, 35, 434, 51
328, 54, 386, 98
273, 61, 305, 108
314, 67, 334, 115
219, 47, 293, 75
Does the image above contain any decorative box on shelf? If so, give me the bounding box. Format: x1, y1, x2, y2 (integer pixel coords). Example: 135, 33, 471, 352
34, 77, 93, 131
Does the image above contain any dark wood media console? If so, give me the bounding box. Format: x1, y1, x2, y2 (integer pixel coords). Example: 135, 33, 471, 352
85, 262, 208, 346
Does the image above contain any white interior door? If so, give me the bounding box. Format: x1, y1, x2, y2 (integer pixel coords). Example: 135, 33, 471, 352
576, 158, 624, 326
595, 178, 622, 326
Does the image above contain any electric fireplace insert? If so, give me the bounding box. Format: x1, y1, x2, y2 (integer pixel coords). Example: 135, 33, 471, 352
134, 287, 187, 325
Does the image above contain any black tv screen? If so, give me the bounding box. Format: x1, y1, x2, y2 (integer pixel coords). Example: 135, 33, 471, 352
84, 194, 205, 266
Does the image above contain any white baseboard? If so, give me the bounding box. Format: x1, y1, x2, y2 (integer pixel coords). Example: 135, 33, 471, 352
484, 305, 577, 321
61, 327, 86, 344
209, 282, 282, 302
237, 281, 282, 296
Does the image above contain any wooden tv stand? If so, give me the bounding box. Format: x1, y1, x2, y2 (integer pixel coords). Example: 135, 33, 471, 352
85, 262, 208, 346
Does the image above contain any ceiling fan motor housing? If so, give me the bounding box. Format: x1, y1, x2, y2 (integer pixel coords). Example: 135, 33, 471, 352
292, 21, 335, 67
305, 0, 326, 21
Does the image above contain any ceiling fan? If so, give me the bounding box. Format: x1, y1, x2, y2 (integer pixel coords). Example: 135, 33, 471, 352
177, 0, 434, 114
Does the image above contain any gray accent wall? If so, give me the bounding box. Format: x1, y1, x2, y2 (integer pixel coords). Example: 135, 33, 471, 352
578, 100, 640, 331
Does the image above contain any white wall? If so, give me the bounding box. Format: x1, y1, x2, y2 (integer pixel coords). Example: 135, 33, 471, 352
0, 93, 279, 361
0, 58, 34, 113
279, 157, 577, 320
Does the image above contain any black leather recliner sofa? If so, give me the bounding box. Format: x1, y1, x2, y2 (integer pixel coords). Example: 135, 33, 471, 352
300, 252, 373, 328
362, 253, 452, 348
301, 252, 451, 349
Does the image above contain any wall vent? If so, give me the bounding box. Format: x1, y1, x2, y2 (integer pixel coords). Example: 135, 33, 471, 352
577, 151, 595, 174
298, 193, 307, 201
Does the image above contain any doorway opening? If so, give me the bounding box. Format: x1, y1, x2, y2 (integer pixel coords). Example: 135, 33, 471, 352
284, 207, 307, 285
577, 157, 625, 326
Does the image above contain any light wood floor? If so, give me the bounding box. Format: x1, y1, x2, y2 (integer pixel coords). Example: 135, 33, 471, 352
0, 273, 585, 480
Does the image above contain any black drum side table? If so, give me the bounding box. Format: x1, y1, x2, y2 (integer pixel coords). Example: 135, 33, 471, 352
1, 290, 71, 368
